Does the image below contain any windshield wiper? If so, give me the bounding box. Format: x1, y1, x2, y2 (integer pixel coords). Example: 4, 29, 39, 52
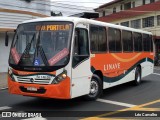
18, 34, 35, 65
39, 46, 49, 66
33, 25, 49, 66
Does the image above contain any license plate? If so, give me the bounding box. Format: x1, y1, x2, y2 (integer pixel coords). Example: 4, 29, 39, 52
35, 75, 51, 79
27, 87, 37, 91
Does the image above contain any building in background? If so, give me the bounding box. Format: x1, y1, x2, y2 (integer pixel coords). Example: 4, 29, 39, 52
95, 0, 160, 59
50, 1, 94, 16
0, 0, 51, 72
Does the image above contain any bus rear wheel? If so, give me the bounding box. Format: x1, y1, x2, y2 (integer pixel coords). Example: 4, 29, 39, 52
133, 67, 141, 85
84, 75, 102, 100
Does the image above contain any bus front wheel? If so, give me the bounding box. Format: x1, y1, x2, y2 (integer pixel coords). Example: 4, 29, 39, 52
84, 75, 102, 100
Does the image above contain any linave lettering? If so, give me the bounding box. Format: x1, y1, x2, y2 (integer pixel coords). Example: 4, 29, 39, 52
104, 63, 120, 71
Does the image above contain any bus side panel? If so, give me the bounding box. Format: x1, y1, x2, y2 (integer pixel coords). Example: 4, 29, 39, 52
104, 69, 135, 88
141, 61, 154, 78
141, 55, 154, 78
90, 52, 154, 89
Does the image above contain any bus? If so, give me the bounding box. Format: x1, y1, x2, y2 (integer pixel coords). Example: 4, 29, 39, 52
6, 17, 154, 100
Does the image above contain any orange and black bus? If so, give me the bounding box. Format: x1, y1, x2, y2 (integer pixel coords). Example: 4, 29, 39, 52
7, 17, 154, 100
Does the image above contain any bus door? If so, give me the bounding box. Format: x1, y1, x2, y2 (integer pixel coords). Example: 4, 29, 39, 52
71, 23, 92, 98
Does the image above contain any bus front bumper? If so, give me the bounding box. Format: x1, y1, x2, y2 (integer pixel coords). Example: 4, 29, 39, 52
8, 76, 71, 99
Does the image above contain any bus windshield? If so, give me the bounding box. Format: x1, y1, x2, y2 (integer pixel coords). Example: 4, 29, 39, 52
9, 22, 73, 71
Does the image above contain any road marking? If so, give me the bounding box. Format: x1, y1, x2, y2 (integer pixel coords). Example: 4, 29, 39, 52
83, 118, 136, 120
129, 99, 160, 110
152, 73, 160, 76
0, 87, 8, 90
96, 99, 136, 108
82, 99, 160, 120
21, 117, 47, 120
0, 106, 11, 111
132, 107, 160, 111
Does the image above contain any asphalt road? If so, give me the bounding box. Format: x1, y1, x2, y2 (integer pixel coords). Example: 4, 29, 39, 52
0, 68, 160, 120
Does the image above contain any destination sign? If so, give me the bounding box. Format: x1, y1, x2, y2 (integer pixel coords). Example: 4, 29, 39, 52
36, 24, 70, 31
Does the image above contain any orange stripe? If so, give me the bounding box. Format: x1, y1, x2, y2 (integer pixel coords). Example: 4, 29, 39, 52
111, 53, 141, 62
12, 69, 56, 75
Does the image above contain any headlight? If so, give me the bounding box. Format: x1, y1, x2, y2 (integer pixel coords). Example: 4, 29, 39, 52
52, 70, 67, 84
8, 68, 15, 81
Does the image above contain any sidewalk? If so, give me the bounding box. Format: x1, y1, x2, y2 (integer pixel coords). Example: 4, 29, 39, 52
154, 66, 160, 69
0, 72, 8, 89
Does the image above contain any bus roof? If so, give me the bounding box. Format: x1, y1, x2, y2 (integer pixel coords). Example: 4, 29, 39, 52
22, 17, 152, 35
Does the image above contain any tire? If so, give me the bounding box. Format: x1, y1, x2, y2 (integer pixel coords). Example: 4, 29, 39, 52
84, 75, 102, 100
133, 67, 141, 85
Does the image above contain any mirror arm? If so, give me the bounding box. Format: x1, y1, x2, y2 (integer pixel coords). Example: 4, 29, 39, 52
5, 31, 9, 47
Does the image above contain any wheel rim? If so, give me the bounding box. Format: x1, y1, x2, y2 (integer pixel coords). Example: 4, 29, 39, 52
89, 80, 99, 97
136, 72, 140, 83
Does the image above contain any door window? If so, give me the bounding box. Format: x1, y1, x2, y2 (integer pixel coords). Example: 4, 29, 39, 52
72, 28, 89, 68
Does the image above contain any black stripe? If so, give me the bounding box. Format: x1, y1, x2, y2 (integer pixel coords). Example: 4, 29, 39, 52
91, 58, 153, 83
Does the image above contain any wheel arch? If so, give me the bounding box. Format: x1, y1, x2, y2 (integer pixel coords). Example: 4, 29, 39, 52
92, 70, 103, 87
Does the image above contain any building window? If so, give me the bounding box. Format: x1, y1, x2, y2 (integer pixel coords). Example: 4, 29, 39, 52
108, 28, 121, 52
122, 30, 133, 52
132, 2, 135, 8
103, 11, 105, 16
143, 0, 145, 5
131, 19, 141, 28
143, 16, 154, 28
150, 0, 155, 3
90, 25, 107, 53
121, 21, 129, 27
113, 7, 116, 13
124, 2, 131, 10
120, 5, 123, 10
157, 15, 160, 26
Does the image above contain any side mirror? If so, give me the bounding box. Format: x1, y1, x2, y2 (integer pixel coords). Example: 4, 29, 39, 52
5, 32, 9, 46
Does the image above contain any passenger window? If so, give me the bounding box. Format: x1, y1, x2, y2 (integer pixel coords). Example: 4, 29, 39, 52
143, 34, 150, 52
90, 25, 107, 53
122, 30, 133, 52
98, 27, 107, 52
150, 35, 153, 52
108, 28, 121, 52
133, 32, 142, 52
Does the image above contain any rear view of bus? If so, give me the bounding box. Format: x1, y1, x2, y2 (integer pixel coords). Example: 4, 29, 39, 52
8, 18, 74, 99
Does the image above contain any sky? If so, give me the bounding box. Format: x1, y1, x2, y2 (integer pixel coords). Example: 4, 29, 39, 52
50, 0, 113, 16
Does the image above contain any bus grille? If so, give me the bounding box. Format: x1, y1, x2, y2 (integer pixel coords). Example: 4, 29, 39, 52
16, 76, 51, 84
